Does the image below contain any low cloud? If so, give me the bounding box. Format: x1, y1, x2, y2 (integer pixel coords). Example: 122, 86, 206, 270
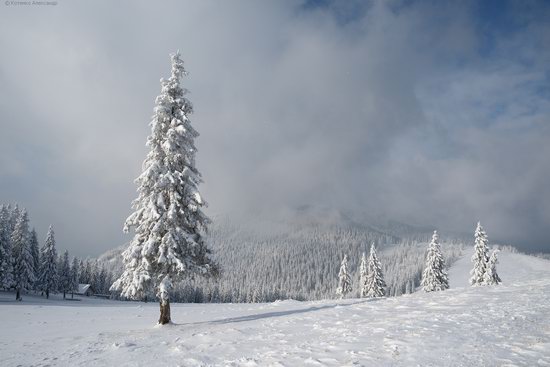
0, 0, 548, 254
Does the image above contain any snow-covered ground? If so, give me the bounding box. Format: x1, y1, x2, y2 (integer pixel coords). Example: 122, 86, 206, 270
1, 251, 549, 366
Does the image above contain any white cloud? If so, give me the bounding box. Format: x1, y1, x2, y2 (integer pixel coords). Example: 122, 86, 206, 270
0, 0, 548, 254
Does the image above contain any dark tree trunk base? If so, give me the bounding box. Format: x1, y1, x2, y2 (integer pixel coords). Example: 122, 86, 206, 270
46, 290, 50, 299
16, 289, 21, 301
159, 300, 171, 325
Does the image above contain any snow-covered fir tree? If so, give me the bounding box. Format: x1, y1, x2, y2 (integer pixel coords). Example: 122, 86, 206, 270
38, 226, 58, 299
58, 250, 71, 299
11, 209, 35, 301
29, 228, 40, 290
359, 252, 368, 298
0, 205, 14, 289
7, 204, 20, 234
336, 254, 352, 299
420, 230, 449, 292
470, 221, 489, 286
79, 259, 90, 284
365, 244, 386, 298
483, 249, 501, 285
111, 52, 218, 324
70, 256, 79, 298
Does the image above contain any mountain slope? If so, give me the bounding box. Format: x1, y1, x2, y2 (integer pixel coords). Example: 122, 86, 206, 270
100, 208, 467, 302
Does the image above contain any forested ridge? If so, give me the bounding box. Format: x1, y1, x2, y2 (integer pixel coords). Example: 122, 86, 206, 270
100, 208, 467, 303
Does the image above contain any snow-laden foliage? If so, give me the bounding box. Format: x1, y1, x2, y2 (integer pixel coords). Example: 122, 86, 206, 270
111, 52, 217, 303
70, 257, 79, 295
484, 249, 501, 285
359, 252, 368, 298
12, 209, 35, 299
29, 229, 40, 288
470, 222, 489, 286
0, 204, 87, 298
58, 250, 71, 298
336, 254, 352, 299
0, 205, 14, 289
365, 244, 386, 298
6, 204, 19, 235
103, 212, 466, 303
38, 226, 58, 297
421, 230, 449, 292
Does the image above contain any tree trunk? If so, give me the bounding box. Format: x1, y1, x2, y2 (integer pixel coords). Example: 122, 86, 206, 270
71, 292, 74, 299
158, 299, 171, 325
46, 289, 50, 299
63, 291, 66, 299
16, 288, 21, 301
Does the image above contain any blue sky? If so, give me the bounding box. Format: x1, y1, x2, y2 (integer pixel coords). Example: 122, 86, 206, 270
0, 0, 549, 255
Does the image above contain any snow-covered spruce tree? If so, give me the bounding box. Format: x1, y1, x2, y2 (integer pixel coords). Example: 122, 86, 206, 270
0, 205, 14, 289
29, 228, 40, 290
111, 52, 218, 325
38, 226, 58, 299
365, 244, 386, 298
359, 252, 368, 298
420, 230, 449, 292
11, 209, 35, 301
336, 254, 352, 299
483, 249, 501, 285
59, 250, 71, 299
470, 221, 489, 286
70, 256, 79, 298
83, 259, 93, 284
7, 204, 20, 234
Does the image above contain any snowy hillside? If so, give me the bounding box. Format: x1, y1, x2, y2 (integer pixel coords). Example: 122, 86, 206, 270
1, 250, 549, 366
98, 208, 467, 302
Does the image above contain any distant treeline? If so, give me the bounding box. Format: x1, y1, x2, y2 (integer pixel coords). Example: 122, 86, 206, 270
0, 203, 113, 300
102, 217, 467, 303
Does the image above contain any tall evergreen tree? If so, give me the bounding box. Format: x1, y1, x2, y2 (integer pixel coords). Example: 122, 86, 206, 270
470, 222, 489, 286
59, 250, 71, 299
78, 259, 85, 283
70, 256, 79, 298
359, 252, 368, 298
0, 205, 14, 289
29, 228, 40, 290
365, 244, 386, 298
38, 226, 58, 299
336, 254, 352, 299
111, 52, 218, 325
484, 249, 501, 285
12, 209, 35, 301
80, 259, 92, 284
421, 230, 449, 292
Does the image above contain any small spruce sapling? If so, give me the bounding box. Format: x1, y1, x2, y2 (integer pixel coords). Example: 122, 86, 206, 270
359, 252, 368, 298
421, 230, 449, 292
336, 254, 352, 299
483, 249, 501, 285
365, 243, 386, 298
470, 222, 489, 286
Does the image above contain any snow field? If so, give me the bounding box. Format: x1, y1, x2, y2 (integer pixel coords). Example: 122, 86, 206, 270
0, 251, 549, 366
